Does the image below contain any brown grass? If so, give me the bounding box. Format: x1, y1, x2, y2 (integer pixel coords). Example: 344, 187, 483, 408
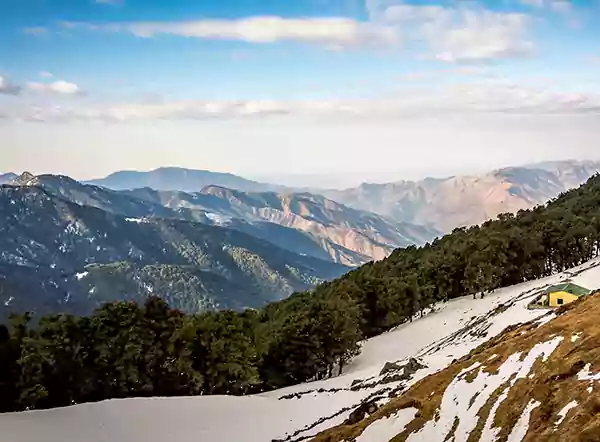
311, 293, 600, 442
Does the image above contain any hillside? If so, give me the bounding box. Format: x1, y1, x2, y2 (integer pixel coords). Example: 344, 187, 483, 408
314, 281, 600, 442
85, 167, 285, 193
0, 185, 346, 318
11, 172, 437, 266
127, 185, 439, 266
324, 160, 600, 232
2, 255, 600, 442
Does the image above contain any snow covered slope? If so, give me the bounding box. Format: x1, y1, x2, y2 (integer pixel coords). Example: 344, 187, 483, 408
3, 259, 600, 442
316, 271, 600, 441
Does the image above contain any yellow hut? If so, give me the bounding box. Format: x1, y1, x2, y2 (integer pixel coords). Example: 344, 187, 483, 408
544, 283, 591, 307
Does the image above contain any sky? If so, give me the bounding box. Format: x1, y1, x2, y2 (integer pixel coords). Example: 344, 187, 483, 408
1, 0, 599, 187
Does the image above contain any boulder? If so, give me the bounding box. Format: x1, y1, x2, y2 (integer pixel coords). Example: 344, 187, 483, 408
404, 358, 427, 376
344, 401, 379, 426
379, 361, 403, 376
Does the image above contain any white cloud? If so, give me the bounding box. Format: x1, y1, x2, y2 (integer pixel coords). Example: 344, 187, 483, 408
432, 13, 533, 62
549, 0, 572, 14
55, 1, 538, 62
4, 82, 599, 123
64, 16, 400, 47
39, 71, 54, 78
23, 27, 48, 36
27, 80, 83, 95
368, 2, 534, 62
0, 76, 21, 95
519, 0, 574, 14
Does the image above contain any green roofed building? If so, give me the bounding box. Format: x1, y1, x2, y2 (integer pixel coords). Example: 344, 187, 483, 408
542, 282, 592, 307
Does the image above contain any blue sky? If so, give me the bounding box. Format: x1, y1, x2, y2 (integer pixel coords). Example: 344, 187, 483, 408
1, 0, 599, 185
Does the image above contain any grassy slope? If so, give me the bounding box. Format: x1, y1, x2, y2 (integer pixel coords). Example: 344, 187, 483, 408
313, 292, 600, 442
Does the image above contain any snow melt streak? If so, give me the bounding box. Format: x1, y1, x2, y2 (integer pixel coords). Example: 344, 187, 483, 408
356, 408, 418, 442
408, 337, 564, 442
555, 401, 578, 426
506, 400, 540, 442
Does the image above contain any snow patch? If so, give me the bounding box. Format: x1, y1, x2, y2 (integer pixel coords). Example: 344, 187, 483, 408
571, 333, 582, 343
356, 408, 417, 442
533, 314, 556, 327
75, 272, 88, 280
556, 401, 578, 426
458, 362, 482, 377
507, 400, 540, 442
577, 364, 600, 381
205, 213, 231, 225
125, 217, 148, 223
411, 337, 563, 441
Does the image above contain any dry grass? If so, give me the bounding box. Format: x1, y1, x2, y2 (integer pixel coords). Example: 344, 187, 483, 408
312, 293, 600, 442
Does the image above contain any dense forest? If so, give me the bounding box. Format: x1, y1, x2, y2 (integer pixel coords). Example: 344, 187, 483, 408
2, 174, 600, 413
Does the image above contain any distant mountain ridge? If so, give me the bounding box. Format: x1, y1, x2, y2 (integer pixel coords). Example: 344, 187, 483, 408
11, 173, 438, 266
0, 185, 347, 318
323, 160, 600, 232
0, 173, 17, 185
85, 167, 286, 193
126, 185, 439, 266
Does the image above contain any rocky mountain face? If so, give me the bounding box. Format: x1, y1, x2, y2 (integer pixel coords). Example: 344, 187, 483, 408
11, 173, 438, 266
0, 185, 347, 318
85, 167, 285, 193
127, 185, 439, 266
324, 160, 600, 232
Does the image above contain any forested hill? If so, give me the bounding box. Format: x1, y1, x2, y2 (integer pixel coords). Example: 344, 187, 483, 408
324, 172, 600, 338
0, 185, 347, 318
2, 174, 600, 413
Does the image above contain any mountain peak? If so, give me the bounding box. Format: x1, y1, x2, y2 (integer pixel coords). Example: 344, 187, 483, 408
12, 171, 37, 186
0, 172, 18, 185
323, 160, 600, 232
86, 167, 284, 193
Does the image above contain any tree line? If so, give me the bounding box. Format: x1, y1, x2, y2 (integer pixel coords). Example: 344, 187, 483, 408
2, 174, 600, 412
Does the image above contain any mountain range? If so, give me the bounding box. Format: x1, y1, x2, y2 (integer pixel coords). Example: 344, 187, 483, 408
323, 160, 600, 232
85, 167, 285, 193
124, 185, 438, 265
11, 173, 436, 266
0, 185, 347, 318
0, 172, 436, 318
2, 159, 599, 319
74, 160, 600, 234
0, 173, 17, 185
